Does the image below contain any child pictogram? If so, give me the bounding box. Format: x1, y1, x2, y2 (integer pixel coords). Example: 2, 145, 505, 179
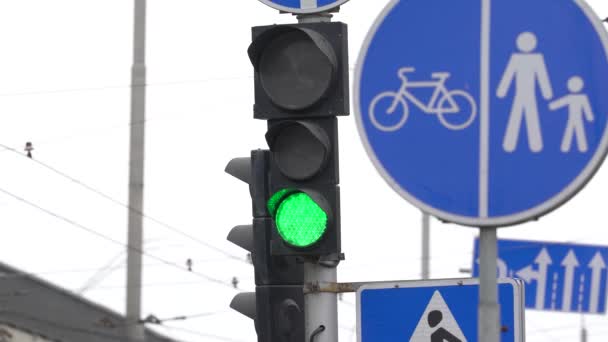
549, 76, 595, 153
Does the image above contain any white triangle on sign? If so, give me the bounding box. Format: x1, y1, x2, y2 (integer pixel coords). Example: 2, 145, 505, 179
409, 290, 468, 342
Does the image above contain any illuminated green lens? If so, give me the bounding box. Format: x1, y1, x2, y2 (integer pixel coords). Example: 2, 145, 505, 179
274, 192, 327, 248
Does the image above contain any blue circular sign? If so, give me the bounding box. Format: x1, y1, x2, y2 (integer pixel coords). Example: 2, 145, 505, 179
355, 0, 608, 227
258, 0, 349, 14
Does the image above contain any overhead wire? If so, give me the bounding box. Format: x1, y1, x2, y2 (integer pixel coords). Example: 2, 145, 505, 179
0, 186, 236, 290
0, 257, 234, 280
6, 138, 588, 275
0, 142, 247, 264
0, 68, 357, 99
4, 143, 603, 291
139, 310, 230, 324
0, 75, 253, 98
5, 141, 601, 283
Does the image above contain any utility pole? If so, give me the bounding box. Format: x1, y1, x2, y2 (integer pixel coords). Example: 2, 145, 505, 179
421, 212, 430, 280
126, 0, 146, 340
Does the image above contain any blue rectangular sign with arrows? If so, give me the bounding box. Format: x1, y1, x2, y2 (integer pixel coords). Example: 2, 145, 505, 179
472, 238, 608, 314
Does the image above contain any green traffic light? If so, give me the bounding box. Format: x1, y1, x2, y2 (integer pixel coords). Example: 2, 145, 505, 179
271, 191, 328, 248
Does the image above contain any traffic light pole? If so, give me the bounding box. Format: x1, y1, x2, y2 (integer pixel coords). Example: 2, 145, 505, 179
478, 227, 500, 342
295, 11, 341, 342
305, 261, 339, 342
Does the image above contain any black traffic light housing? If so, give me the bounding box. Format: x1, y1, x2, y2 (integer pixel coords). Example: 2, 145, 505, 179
227, 20, 349, 341
226, 150, 305, 284
226, 150, 305, 342
249, 22, 349, 119
248, 22, 348, 258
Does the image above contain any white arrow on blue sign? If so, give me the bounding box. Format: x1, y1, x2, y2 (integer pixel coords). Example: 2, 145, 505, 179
354, 0, 608, 227
258, 0, 349, 14
357, 278, 525, 342
472, 238, 608, 314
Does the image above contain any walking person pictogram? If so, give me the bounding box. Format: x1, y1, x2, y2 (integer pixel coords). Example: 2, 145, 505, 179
549, 76, 595, 153
497, 32, 554, 153
428, 310, 462, 342
409, 291, 468, 342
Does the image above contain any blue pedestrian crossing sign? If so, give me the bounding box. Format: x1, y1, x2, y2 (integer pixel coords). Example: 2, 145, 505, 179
258, 0, 349, 14
472, 238, 608, 314
354, 0, 608, 226
357, 278, 525, 342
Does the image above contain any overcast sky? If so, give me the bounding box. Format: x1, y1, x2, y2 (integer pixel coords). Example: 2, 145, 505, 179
1, 0, 608, 341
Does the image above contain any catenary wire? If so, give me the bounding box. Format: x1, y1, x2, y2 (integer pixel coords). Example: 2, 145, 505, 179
4, 138, 594, 271
0, 186, 236, 289
0, 257, 235, 281
0, 142, 247, 264
0, 76, 253, 98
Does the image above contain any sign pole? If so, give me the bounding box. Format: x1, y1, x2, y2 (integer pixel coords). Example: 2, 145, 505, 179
478, 227, 500, 341
421, 212, 430, 280
580, 315, 587, 342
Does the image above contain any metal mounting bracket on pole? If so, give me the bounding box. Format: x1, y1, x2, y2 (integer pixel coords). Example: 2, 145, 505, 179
304, 279, 441, 294
297, 12, 333, 23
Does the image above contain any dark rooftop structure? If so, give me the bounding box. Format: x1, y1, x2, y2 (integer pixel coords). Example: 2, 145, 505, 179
0, 262, 178, 342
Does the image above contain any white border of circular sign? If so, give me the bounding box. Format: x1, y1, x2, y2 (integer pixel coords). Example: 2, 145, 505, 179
258, 0, 350, 14
354, 0, 608, 228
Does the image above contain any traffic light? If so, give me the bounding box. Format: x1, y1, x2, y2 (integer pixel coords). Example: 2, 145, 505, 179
226, 150, 305, 342
226, 20, 349, 341
248, 22, 349, 258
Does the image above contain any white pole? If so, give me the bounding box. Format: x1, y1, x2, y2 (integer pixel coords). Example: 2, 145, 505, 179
305, 263, 338, 342
126, 0, 146, 340
581, 315, 587, 342
478, 227, 500, 341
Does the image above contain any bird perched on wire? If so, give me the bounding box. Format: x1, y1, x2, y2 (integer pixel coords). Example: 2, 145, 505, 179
186, 258, 192, 272
24, 142, 34, 158
231, 276, 239, 289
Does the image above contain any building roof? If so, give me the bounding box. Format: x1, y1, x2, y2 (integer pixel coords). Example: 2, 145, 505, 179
0, 262, 178, 342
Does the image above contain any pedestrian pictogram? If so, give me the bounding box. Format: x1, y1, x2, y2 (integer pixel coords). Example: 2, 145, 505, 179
409, 291, 467, 342
355, 0, 608, 227
497, 32, 553, 153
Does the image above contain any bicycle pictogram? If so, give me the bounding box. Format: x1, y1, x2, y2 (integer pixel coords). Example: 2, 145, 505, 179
369, 67, 477, 131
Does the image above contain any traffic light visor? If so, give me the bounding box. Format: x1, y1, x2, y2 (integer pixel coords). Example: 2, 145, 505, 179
249, 26, 337, 111
266, 121, 331, 181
